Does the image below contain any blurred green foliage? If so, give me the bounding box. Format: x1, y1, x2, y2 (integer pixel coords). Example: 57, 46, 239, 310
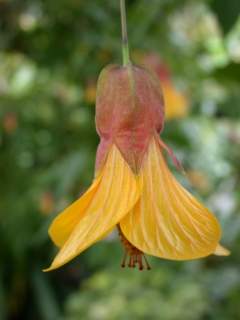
0, 0, 240, 319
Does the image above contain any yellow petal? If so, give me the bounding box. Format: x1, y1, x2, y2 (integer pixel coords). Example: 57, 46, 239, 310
44, 145, 140, 271
120, 137, 221, 260
49, 175, 102, 248
163, 83, 188, 120
214, 244, 230, 256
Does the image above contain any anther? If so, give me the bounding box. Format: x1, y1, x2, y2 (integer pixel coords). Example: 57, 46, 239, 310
143, 254, 151, 270
117, 225, 151, 271
121, 250, 127, 268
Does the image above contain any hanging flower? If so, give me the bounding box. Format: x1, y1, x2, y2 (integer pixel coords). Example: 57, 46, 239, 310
45, 64, 229, 272
141, 53, 189, 120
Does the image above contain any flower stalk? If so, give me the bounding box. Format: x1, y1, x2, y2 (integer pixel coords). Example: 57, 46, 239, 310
120, 0, 130, 65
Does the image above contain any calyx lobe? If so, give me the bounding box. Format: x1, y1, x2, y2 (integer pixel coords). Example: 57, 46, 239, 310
95, 64, 165, 172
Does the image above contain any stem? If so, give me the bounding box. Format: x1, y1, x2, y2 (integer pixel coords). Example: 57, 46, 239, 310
120, 0, 130, 65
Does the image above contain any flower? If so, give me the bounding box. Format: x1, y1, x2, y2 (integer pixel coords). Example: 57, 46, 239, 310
141, 53, 189, 120
3, 112, 18, 134
187, 169, 210, 193
45, 64, 229, 272
84, 80, 97, 104
39, 192, 55, 216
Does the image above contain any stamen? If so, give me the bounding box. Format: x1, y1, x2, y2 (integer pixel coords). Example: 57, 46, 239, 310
137, 254, 143, 271
117, 226, 151, 271
121, 250, 127, 268
143, 254, 151, 270
128, 255, 133, 268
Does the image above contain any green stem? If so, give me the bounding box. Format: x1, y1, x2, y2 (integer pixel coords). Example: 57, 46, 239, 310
120, 0, 131, 65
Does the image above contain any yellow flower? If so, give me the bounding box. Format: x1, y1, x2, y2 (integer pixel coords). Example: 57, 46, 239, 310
187, 169, 210, 193
45, 64, 229, 272
141, 52, 189, 120
84, 81, 97, 104
161, 82, 188, 120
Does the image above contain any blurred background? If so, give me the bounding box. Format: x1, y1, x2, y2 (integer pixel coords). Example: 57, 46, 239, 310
1, 0, 240, 319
